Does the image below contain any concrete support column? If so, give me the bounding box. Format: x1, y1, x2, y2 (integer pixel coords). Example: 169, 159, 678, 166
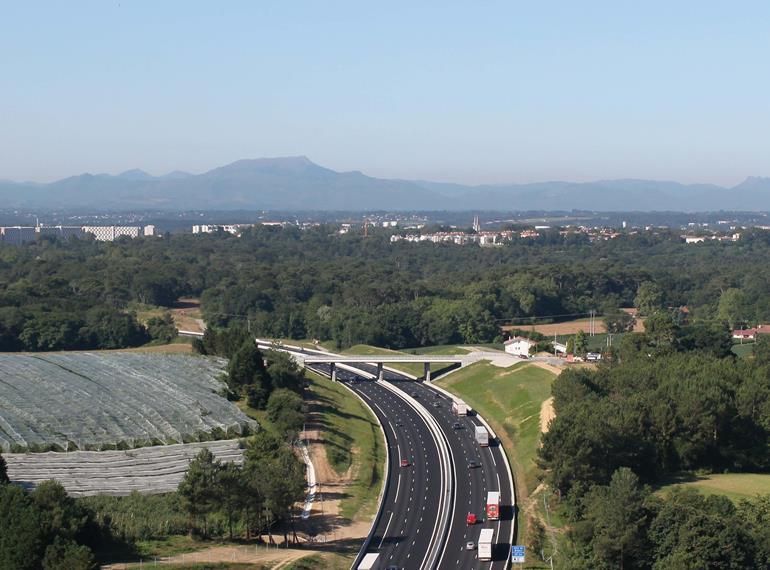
424, 362, 431, 382
377, 362, 384, 381
330, 363, 337, 382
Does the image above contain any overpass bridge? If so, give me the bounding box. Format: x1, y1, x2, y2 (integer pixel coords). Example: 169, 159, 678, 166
301, 353, 473, 381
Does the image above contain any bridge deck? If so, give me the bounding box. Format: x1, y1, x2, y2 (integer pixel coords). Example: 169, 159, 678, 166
302, 354, 470, 364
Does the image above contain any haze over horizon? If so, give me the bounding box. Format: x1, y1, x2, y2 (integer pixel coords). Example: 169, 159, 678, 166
2, 1, 770, 187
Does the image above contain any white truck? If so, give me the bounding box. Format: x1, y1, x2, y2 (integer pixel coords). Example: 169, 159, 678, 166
452, 399, 469, 416
478, 528, 495, 561
357, 553, 380, 570
475, 425, 489, 446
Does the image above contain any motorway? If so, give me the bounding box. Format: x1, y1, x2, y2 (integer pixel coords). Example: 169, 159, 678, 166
264, 343, 514, 569
352, 365, 514, 570
298, 359, 448, 569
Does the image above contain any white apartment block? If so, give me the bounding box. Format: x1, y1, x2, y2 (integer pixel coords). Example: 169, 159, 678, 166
82, 226, 142, 241
192, 224, 254, 235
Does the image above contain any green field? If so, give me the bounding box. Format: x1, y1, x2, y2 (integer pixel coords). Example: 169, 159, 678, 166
732, 342, 755, 358
657, 473, 770, 503
553, 332, 613, 352
402, 344, 472, 355
306, 370, 385, 521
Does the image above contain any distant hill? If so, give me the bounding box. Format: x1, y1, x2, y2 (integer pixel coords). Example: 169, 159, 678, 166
0, 157, 768, 212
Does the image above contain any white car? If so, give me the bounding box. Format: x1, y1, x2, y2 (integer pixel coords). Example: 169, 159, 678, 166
466, 541, 475, 550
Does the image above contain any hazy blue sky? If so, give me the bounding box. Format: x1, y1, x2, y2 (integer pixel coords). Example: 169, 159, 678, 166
1, 1, 769, 185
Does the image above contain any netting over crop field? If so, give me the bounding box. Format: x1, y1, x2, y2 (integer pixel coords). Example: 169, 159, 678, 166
6, 440, 244, 496
0, 353, 257, 452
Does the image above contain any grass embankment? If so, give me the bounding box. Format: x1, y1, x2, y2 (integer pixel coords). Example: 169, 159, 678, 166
306, 370, 385, 521
656, 473, 770, 503
435, 362, 557, 558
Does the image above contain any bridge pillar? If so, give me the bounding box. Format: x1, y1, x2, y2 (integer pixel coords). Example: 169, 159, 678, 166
330, 363, 337, 382
424, 362, 431, 382
377, 362, 384, 381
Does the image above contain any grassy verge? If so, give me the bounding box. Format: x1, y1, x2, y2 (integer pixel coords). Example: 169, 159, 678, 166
656, 472, 770, 503
402, 344, 472, 355
435, 361, 557, 562
306, 370, 385, 521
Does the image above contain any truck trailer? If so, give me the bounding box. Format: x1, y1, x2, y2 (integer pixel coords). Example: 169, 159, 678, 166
357, 553, 380, 570
475, 425, 489, 446
486, 491, 500, 520
478, 528, 495, 561
452, 399, 469, 416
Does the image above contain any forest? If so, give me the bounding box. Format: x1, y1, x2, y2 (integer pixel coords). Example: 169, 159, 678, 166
2, 225, 770, 352
538, 324, 770, 568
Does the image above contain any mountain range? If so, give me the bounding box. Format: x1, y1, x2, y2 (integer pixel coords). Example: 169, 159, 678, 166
1, 156, 769, 212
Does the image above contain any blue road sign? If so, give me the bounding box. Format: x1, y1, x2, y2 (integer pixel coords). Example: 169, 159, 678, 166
511, 545, 526, 563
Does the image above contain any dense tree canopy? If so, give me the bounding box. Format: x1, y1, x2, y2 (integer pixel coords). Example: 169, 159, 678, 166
3, 226, 770, 351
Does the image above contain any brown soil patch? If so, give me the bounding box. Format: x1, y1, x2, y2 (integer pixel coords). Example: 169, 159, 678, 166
115, 343, 194, 354
171, 298, 205, 334
105, 545, 320, 569
301, 416, 372, 544
502, 316, 645, 336
540, 397, 555, 434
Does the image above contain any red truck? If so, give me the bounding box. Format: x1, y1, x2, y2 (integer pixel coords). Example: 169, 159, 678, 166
486, 491, 500, 521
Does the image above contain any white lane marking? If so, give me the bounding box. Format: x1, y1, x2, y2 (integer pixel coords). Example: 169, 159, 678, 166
377, 512, 394, 549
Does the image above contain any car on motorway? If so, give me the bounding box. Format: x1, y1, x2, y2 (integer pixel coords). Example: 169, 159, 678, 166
466, 541, 475, 550
433, 402, 441, 408
466, 512, 477, 525
400, 459, 410, 468
452, 422, 462, 429
468, 460, 480, 468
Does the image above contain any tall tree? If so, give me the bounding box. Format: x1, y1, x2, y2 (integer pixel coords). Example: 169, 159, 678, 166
634, 282, 663, 316
0, 484, 44, 570
178, 448, 221, 536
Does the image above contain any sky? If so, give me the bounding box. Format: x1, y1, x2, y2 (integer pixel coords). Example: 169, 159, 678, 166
1, 1, 769, 186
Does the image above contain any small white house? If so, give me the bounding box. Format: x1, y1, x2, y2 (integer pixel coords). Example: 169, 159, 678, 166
553, 342, 567, 355
504, 336, 535, 357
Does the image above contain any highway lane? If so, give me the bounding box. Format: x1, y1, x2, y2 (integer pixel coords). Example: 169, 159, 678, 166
350, 362, 514, 569
303, 360, 445, 570
389, 375, 515, 569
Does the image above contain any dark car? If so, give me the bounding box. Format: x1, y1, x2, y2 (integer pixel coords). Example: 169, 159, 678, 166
468, 460, 480, 469
452, 422, 462, 429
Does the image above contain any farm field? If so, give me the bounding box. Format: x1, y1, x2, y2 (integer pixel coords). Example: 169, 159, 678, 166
5, 440, 243, 496
0, 353, 256, 452
502, 314, 645, 336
